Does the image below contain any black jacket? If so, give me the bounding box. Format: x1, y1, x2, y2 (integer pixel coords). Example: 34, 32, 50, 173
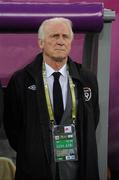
4, 53, 99, 180
0, 81, 3, 129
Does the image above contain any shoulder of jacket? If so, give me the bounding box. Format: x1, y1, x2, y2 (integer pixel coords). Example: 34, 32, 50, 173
80, 66, 96, 80
10, 53, 41, 79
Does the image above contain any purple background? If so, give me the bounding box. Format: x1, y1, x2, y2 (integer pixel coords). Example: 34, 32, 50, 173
0, 0, 119, 171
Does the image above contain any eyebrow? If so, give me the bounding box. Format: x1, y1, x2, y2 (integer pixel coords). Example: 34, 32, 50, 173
50, 33, 70, 37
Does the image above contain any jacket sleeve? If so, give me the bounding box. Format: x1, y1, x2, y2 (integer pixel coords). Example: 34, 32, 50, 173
0, 81, 3, 129
3, 73, 23, 151
92, 74, 100, 129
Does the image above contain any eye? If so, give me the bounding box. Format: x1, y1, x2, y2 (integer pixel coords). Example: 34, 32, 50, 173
50, 34, 59, 39
63, 34, 70, 39
49, 34, 71, 40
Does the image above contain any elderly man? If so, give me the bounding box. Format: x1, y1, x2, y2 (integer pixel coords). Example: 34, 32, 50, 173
4, 17, 99, 180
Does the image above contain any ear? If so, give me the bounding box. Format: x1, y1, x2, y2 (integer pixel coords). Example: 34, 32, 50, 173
38, 39, 44, 49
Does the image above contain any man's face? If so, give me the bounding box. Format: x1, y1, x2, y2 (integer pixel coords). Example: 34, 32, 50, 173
39, 22, 73, 62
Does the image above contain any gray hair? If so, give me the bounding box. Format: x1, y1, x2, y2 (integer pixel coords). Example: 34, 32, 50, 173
38, 17, 74, 40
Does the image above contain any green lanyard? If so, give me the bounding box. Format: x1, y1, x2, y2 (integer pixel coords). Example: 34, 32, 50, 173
42, 62, 77, 125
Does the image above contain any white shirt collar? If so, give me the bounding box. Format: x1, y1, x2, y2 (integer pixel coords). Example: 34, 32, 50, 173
45, 63, 67, 78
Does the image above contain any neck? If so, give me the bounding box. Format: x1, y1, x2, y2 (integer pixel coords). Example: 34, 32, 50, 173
43, 55, 67, 71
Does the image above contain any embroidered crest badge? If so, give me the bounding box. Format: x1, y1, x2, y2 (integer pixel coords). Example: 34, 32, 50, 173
83, 87, 92, 101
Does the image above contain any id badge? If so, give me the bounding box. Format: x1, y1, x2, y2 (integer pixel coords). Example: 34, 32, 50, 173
52, 124, 78, 162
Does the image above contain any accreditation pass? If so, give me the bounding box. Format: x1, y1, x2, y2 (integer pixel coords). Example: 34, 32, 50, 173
52, 124, 78, 162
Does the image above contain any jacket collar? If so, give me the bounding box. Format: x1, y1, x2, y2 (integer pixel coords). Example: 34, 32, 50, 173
26, 53, 82, 83
67, 57, 81, 81
26, 53, 43, 83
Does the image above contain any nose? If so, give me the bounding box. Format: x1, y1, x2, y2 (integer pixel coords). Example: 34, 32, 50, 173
57, 35, 65, 46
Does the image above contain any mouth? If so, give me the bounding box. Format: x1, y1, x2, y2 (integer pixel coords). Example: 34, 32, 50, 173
55, 49, 65, 51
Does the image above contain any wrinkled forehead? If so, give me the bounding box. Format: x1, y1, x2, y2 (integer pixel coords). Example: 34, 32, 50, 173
44, 21, 71, 35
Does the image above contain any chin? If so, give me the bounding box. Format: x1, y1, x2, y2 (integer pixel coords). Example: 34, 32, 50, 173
53, 56, 66, 62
